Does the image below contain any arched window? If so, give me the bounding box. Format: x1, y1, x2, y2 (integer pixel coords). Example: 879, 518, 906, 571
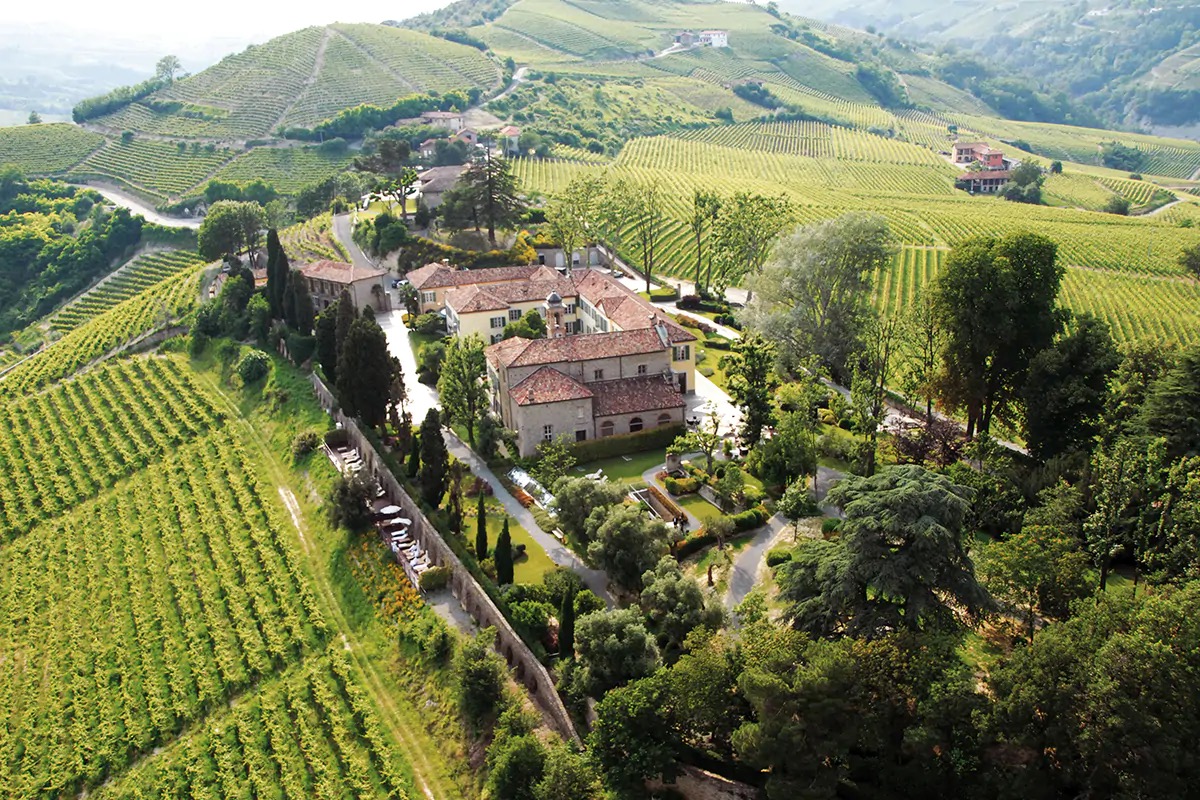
657, 413, 672, 427
629, 417, 644, 433
600, 420, 615, 438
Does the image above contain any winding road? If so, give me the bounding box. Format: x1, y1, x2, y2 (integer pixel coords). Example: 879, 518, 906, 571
72, 183, 201, 228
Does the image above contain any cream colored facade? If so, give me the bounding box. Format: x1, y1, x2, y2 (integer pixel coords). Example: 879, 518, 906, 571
447, 297, 580, 344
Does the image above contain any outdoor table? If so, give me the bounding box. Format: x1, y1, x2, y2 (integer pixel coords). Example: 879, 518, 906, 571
379, 505, 402, 516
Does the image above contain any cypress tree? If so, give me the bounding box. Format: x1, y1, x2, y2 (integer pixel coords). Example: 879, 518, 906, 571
495, 517, 513, 585
315, 305, 338, 383
337, 317, 391, 428
293, 270, 315, 335
274, 236, 291, 318
418, 409, 448, 507
282, 270, 298, 328
265, 228, 282, 317
558, 586, 575, 659
407, 431, 421, 477
475, 492, 488, 561
335, 290, 355, 363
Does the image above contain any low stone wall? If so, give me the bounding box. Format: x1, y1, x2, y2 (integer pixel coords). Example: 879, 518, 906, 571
309, 374, 580, 744
647, 764, 762, 800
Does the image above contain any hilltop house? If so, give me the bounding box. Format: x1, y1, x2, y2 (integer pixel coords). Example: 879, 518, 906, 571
699, 30, 729, 47
957, 170, 1013, 194
953, 141, 1019, 193
953, 141, 1006, 169
419, 110, 464, 132
300, 260, 391, 313
675, 31, 698, 46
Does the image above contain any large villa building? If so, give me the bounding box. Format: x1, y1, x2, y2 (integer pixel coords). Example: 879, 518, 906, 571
407, 260, 696, 456
300, 260, 391, 313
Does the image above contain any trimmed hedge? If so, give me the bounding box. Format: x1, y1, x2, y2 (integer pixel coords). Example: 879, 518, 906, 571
664, 475, 700, 495
571, 424, 683, 462
765, 548, 793, 568
418, 566, 452, 591
675, 505, 771, 558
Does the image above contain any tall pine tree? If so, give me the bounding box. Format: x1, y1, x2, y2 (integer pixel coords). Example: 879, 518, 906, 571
495, 517, 514, 585
475, 492, 488, 561
265, 228, 284, 317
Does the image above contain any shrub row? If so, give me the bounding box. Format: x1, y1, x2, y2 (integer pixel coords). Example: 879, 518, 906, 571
674, 505, 770, 558
664, 474, 700, 495
570, 424, 683, 462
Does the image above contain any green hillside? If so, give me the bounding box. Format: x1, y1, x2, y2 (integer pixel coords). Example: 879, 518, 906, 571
783, 0, 1200, 129
88, 24, 501, 141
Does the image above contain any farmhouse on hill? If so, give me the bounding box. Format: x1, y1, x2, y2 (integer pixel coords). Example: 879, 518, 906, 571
300, 260, 391, 313
699, 30, 729, 48
953, 141, 1020, 194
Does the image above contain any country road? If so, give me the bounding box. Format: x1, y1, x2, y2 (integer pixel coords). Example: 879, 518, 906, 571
73, 183, 201, 228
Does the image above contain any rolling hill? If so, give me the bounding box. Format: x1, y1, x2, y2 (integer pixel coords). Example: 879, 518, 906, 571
88, 24, 502, 141
781, 0, 1200, 132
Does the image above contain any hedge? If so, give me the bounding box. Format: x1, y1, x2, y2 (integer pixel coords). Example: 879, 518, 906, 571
765, 548, 793, 568
664, 475, 700, 495
571, 424, 684, 462
674, 505, 771, 558
418, 566, 452, 591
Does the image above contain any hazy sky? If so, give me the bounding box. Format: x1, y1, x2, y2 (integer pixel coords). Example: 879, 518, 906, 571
8, 0, 451, 45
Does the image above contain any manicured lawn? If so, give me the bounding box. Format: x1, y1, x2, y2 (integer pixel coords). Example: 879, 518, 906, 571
679, 492, 722, 522
574, 448, 666, 484
472, 504, 554, 585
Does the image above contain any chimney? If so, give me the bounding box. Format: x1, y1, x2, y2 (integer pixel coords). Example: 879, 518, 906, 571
653, 315, 669, 347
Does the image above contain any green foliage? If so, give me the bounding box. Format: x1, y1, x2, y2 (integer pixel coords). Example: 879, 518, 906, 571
454, 628, 507, 725
781, 466, 992, 637
976, 526, 1091, 638
935, 231, 1065, 437
749, 211, 894, 383
533, 435, 576, 489
418, 408, 449, 507
236, 349, 271, 383
197, 200, 265, 260
291, 430, 322, 460
640, 557, 723, 661
437, 334, 488, 444
1180, 243, 1200, 281
73, 75, 168, 123
502, 308, 547, 340
476, 492, 489, 561
418, 565, 453, 592
549, 476, 627, 544
335, 316, 391, 428
495, 517, 514, 585
588, 672, 678, 789
1139, 344, 1200, 458
723, 333, 778, 446
575, 608, 661, 696
569, 424, 683, 462
1022, 313, 1119, 461
328, 472, 374, 531
587, 504, 668, 594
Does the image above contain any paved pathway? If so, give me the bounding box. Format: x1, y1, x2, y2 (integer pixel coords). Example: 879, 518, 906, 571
443, 430, 614, 607
375, 309, 438, 425
724, 514, 788, 614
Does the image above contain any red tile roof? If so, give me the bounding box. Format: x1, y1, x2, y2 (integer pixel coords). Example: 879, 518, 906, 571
447, 277, 576, 312
407, 263, 542, 291
510, 367, 594, 406
488, 329, 667, 369
300, 260, 386, 283
592, 375, 685, 417
572, 269, 697, 343
499, 125, 521, 136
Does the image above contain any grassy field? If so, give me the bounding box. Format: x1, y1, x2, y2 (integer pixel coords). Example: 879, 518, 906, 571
574, 449, 666, 485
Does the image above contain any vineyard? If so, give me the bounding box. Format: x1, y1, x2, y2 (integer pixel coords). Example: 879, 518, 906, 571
280, 213, 350, 263
0, 266, 204, 397
870, 247, 1200, 347
98, 27, 325, 140
214, 146, 354, 195
0, 357, 223, 542
333, 23, 502, 93
0, 123, 105, 175
674, 121, 951, 166
90, 654, 416, 800
51, 250, 207, 333
69, 139, 235, 199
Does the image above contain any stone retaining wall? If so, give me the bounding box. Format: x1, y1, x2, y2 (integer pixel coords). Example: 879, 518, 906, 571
309, 373, 580, 743
647, 764, 762, 800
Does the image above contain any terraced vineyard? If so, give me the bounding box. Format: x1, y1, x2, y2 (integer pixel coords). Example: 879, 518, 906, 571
0, 123, 105, 175
280, 213, 350, 263
98, 27, 325, 140
51, 251, 207, 333
69, 139, 234, 200
93, 23, 499, 140
675, 121, 950, 166
0, 266, 204, 397
213, 146, 354, 194
334, 23, 501, 92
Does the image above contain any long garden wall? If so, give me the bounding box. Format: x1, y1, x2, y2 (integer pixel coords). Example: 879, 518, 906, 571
309, 373, 580, 743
